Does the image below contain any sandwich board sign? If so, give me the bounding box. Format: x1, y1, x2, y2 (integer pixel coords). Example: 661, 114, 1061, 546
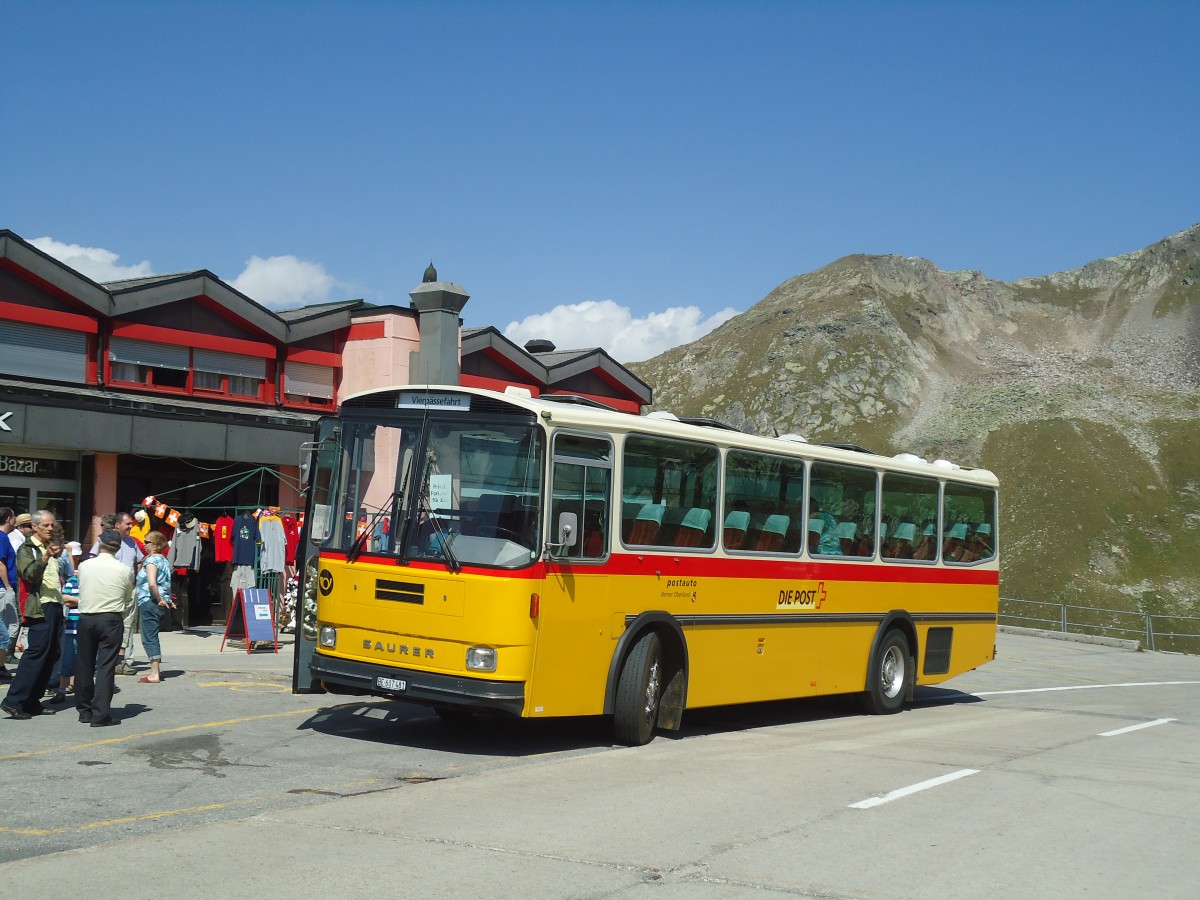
221, 587, 279, 653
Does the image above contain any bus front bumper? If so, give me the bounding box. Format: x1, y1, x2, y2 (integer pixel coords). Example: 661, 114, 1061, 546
310, 653, 526, 717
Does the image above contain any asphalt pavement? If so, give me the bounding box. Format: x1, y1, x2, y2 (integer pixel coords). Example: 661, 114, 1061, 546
2, 628, 1198, 899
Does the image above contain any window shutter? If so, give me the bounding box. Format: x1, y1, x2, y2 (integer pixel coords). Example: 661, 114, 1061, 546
285, 361, 335, 399
109, 337, 188, 370
0, 321, 87, 382
194, 348, 267, 379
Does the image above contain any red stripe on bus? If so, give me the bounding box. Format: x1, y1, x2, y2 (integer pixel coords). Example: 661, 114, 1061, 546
316, 550, 998, 586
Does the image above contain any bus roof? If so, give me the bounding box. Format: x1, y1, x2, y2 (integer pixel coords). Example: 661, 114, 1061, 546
340, 384, 999, 488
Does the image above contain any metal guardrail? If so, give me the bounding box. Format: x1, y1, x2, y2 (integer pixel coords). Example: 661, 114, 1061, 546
999, 596, 1200, 655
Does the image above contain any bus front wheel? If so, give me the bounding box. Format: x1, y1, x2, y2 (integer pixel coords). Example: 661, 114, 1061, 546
614, 631, 663, 746
861, 629, 912, 715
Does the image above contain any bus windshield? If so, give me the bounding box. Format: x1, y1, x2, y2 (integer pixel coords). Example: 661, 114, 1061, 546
319, 414, 544, 570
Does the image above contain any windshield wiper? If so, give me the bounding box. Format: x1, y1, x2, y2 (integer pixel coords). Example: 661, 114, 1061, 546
347, 492, 400, 563
420, 492, 460, 572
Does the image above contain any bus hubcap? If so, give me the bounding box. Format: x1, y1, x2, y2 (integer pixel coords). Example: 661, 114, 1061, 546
881, 647, 904, 698
644, 658, 661, 721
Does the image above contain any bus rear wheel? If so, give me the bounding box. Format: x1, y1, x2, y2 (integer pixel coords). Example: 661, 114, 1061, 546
614, 631, 663, 746
861, 629, 912, 715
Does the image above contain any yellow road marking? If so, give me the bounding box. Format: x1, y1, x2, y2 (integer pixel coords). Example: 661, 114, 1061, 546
197, 680, 290, 693
0, 801, 251, 836
79, 802, 233, 830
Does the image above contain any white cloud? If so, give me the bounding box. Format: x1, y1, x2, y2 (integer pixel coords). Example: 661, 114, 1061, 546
29, 237, 153, 282
504, 299, 739, 363
231, 255, 338, 308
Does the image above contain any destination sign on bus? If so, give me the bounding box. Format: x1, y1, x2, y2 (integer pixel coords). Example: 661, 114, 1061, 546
397, 392, 471, 410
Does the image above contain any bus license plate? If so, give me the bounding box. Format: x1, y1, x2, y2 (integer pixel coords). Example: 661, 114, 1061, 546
376, 676, 407, 692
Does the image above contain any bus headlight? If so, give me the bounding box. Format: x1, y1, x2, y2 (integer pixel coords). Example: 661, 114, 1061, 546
465, 647, 497, 672
319, 626, 338, 648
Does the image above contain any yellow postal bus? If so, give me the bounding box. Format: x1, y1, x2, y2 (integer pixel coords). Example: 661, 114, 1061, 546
300, 385, 998, 745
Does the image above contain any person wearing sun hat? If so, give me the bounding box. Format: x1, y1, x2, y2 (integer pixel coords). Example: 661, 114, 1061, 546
9, 513, 33, 553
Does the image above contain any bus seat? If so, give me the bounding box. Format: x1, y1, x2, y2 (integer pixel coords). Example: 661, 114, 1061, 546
581, 505, 606, 558
838, 521, 857, 555
583, 527, 604, 557
943, 522, 969, 560
756, 514, 790, 552
888, 522, 916, 559
627, 503, 666, 546
807, 516, 825, 553
675, 508, 712, 548
912, 523, 937, 560
723, 510, 750, 550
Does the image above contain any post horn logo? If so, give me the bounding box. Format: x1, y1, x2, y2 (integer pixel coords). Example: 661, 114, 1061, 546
318, 569, 334, 595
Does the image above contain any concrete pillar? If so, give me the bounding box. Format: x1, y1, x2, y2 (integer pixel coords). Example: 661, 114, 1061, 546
91, 452, 119, 544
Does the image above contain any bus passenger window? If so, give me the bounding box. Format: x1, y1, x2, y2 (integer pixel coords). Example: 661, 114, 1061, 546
810, 461, 876, 558
942, 483, 997, 564
881, 473, 938, 562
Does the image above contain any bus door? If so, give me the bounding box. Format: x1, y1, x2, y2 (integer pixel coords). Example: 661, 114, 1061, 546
530, 433, 614, 718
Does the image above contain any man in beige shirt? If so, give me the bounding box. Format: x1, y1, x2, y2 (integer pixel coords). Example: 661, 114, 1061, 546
75, 530, 132, 727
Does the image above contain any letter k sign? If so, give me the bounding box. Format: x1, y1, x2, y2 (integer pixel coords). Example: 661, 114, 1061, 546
0, 411, 11, 432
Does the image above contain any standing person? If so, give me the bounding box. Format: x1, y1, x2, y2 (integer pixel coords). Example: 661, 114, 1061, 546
0, 508, 18, 682
134, 531, 174, 683
75, 529, 130, 726
92, 512, 145, 676
2, 510, 63, 719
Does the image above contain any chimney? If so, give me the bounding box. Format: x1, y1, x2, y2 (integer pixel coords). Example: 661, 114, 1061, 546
409, 263, 469, 385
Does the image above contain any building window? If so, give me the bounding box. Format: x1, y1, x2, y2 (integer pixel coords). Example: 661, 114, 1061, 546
284, 361, 336, 407
108, 338, 268, 400
193, 349, 266, 400
108, 338, 190, 390
1, 321, 88, 383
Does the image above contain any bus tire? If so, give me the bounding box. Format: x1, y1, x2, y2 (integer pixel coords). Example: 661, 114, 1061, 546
614, 631, 663, 746
861, 629, 912, 715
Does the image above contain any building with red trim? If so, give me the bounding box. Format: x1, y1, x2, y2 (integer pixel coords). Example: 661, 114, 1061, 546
0, 229, 650, 621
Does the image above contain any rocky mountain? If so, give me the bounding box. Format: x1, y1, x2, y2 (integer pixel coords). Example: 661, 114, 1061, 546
632, 225, 1200, 618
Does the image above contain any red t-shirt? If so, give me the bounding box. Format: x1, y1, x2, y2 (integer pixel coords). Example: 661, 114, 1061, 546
283, 515, 300, 564
213, 515, 234, 563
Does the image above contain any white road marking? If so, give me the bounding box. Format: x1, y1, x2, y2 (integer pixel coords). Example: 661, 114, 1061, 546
850, 769, 979, 810
974, 681, 1199, 697
1099, 718, 1177, 737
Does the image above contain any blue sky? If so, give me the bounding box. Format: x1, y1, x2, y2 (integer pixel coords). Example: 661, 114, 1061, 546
3, 1, 1197, 361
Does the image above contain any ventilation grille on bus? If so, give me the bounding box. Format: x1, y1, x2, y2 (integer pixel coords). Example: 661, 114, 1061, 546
376, 579, 425, 605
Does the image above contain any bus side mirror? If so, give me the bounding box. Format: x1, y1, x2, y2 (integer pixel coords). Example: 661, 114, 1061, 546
545, 512, 578, 557
558, 512, 578, 547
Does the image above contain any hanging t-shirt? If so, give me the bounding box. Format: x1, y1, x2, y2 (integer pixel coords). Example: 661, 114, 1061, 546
283, 515, 300, 565
231, 514, 259, 567
213, 515, 235, 563
259, 515, 286, 573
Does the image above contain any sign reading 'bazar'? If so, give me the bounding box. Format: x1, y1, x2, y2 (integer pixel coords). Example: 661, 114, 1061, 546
0, 455, 78, 478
